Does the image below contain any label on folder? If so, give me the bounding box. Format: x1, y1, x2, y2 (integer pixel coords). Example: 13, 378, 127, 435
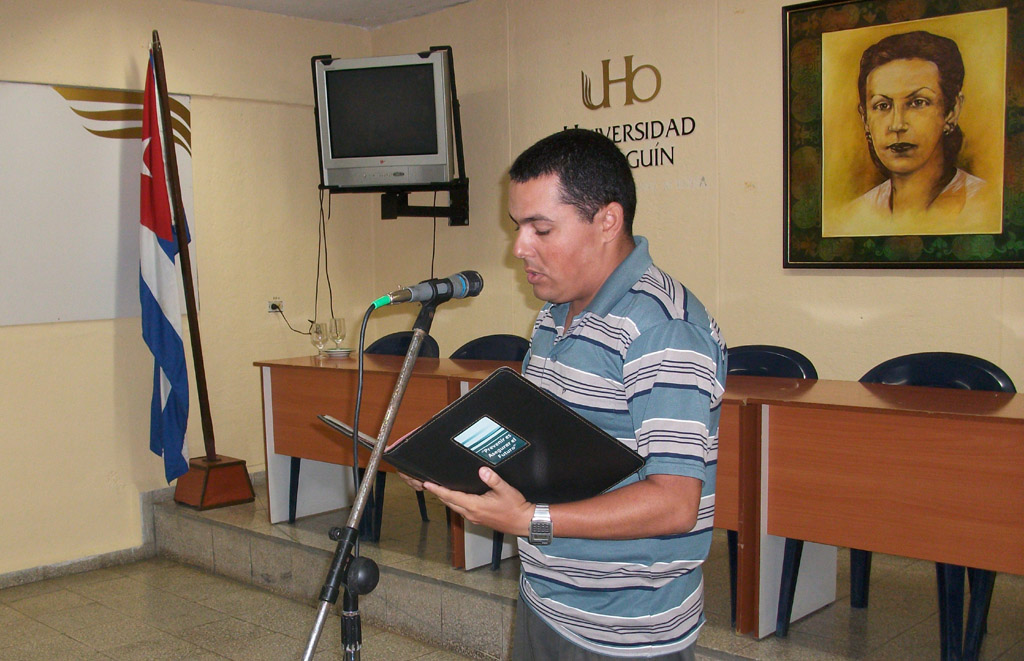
454, 416, 528, 464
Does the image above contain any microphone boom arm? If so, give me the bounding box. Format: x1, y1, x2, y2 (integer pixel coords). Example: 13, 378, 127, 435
303, 317, 433, 660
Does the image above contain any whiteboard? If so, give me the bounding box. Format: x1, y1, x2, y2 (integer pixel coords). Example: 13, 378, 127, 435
0, 80, 194, 326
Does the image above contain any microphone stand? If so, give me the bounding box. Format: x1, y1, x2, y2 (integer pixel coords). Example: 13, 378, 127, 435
302, 302, 438, 661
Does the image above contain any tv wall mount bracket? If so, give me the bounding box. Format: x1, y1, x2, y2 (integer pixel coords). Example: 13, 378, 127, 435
317, 45, 470, 227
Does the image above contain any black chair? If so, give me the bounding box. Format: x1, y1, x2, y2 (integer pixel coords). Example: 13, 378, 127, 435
725, 345, 818, 630
776, 352, 1014, 660
450, 334, 530, 362
366, 330, 440, 358
449, 334, 531, 569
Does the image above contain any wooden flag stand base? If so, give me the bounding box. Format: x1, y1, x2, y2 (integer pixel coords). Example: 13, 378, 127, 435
174, 455, 255, 510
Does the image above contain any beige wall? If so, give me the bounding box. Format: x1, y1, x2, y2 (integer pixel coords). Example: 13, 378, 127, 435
373, 0, 1023, 380
0, 0, 373, 574
2, 0, 1021, 576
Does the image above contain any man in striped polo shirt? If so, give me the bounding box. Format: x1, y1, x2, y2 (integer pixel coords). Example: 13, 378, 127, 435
423, 128, 726, 659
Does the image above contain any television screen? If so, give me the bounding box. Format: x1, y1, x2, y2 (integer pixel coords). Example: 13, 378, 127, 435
325, 64, 438, 159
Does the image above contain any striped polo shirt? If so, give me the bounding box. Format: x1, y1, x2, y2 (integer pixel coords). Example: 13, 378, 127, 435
518, 236, 726, 657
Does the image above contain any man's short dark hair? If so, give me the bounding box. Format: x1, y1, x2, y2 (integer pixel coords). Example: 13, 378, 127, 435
509, 128, 636, 235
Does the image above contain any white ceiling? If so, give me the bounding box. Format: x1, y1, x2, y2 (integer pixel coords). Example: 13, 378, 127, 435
191, 0, 471, 29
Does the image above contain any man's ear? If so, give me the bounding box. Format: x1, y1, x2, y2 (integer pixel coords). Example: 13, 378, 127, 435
595, 202, 625, 244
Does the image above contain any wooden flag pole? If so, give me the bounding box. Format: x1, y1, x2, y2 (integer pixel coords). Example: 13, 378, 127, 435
151, 30, 254, 509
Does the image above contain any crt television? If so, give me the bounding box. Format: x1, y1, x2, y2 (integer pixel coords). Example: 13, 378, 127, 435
312, 49, 455, 190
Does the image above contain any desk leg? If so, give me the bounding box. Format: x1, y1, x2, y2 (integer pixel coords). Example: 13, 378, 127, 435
776, 538, 804, 637
734, 403, 761, 635
937, 563, 965, 661
964, 568, 995, 660
289, 457, 301, 524
451, 512, 466, 569
727, 530, 738, 628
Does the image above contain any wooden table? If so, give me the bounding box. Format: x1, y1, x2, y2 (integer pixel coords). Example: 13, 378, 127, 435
734, 378, 1024, 637
762, 379, 1024, 572
255, 354, 518, 568
255, 357, 1024, 637
256, 354, 749, 570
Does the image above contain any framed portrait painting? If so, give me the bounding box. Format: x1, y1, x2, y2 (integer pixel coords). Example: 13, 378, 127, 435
783, 0, 1024, 268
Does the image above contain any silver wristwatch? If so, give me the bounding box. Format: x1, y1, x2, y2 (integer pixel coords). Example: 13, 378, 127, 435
529, 503, 552, 545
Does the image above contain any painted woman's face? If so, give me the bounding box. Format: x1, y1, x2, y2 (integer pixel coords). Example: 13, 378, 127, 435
861, 57, 960, 177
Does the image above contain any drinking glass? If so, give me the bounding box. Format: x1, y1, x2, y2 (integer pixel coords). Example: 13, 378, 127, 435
310, 322, 328, 353
329, 317, 346, 348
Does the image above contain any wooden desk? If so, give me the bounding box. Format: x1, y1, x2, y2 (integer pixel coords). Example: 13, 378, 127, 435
758, 379, 1024, 573
255, 355, 517, 567
739, 378, 1024, 637
256, 356, 750, 571
256, 358, 1023, 638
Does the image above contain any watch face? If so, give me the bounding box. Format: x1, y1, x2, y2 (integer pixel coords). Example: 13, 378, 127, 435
530, 507, 552, 544
529, 529, 551, 544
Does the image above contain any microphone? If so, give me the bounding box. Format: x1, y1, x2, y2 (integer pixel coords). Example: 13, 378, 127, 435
373, 271, 483, 308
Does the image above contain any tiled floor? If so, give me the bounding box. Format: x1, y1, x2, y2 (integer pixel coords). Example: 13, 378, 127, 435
3, 478, 1023, 660
0, 556, 475, 660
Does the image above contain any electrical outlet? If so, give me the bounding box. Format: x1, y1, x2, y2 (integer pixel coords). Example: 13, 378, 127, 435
267, 298, 284, 313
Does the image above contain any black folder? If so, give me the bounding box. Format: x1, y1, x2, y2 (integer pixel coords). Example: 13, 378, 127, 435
319, 367, 643, 503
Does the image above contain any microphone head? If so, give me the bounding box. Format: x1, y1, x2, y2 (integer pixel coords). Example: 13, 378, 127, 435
381, 271, 484, 306
453, 271, 483, 299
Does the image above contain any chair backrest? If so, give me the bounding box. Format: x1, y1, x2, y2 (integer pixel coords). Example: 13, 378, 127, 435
365, 331, 440, 358
727, 344, 818, 379
860, 352, 1015, 393
449, 334, 530, 361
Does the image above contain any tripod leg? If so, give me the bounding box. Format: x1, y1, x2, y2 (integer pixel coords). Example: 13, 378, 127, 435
341, 589, 362, 660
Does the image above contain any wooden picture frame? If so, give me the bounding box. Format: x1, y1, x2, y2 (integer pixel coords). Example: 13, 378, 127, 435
783, 0, 1024, 268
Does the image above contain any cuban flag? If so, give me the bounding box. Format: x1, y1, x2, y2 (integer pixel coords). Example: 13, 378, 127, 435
140, 53, 190, 482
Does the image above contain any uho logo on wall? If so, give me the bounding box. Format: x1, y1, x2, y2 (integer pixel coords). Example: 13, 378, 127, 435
581, 56, 661, 109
